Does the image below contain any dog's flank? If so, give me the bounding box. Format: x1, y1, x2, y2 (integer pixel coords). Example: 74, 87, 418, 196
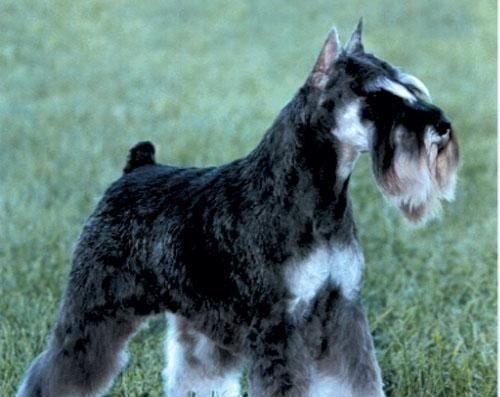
16, 21, 458, 397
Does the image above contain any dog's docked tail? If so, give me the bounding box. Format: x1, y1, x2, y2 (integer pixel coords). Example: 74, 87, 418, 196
123, 141, 156, 173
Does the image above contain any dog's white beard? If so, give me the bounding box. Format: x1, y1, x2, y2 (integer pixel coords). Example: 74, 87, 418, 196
377, 127, 459, 223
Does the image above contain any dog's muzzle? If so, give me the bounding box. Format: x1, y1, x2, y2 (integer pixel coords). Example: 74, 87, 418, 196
371, 116, 459, 223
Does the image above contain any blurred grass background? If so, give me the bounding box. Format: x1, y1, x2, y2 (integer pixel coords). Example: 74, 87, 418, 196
0, 0, 496, 396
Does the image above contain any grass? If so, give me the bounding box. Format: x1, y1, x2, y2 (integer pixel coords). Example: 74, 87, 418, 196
0, 0, 496, 396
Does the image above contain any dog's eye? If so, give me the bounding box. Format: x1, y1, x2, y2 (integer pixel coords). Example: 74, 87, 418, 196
321, 99, 335, 111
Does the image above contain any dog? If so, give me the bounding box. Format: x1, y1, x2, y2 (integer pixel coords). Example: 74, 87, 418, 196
16, 20, 459, 397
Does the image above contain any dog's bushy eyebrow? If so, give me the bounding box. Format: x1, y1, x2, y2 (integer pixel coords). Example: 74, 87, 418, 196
364, 76, 417, 102
398, 73, 432, 102
351, 53, 431, 102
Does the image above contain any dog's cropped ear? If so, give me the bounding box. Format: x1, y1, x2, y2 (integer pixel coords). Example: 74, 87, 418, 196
310, 27, 341, 89
345, 18, 364, 54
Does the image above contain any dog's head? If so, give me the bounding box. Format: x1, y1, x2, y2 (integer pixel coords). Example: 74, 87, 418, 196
306, 20, 459, 223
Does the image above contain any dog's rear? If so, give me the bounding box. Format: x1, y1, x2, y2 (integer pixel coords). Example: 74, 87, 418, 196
17, 141, 161, 397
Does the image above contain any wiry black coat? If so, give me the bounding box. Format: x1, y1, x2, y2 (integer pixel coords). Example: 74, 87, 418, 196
72, 84, 354, 350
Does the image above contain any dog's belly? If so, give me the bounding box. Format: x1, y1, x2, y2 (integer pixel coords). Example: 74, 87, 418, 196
284, 242, 364, 313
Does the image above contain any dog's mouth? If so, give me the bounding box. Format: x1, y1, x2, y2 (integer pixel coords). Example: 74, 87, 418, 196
370, 124, 459, 223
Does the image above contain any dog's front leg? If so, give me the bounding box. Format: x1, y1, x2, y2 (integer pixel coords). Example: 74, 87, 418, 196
306, 293, 385, 397
247, 317, 310, 397
164, 314, 242, 397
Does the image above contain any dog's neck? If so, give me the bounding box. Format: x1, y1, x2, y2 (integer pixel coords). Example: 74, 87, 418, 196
242, 88, 357, 238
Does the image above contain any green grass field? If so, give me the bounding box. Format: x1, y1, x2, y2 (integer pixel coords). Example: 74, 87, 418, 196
0, 1, 496, 396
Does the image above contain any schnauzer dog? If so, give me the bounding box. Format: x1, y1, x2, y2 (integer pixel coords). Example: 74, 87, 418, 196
17, 21, 459, 397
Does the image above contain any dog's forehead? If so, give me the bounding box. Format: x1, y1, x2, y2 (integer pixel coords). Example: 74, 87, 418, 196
344, 52, 399, 79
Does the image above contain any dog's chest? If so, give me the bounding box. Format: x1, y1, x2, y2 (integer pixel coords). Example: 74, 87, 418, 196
284, 243, 364, 311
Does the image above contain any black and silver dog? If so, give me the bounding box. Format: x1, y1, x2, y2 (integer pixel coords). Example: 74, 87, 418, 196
17, 21, 459, 397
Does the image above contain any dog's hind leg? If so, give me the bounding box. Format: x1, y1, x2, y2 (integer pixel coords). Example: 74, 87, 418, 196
17, 312, 141, 397
164, 314, 242, 397
16, 245, 146, 397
